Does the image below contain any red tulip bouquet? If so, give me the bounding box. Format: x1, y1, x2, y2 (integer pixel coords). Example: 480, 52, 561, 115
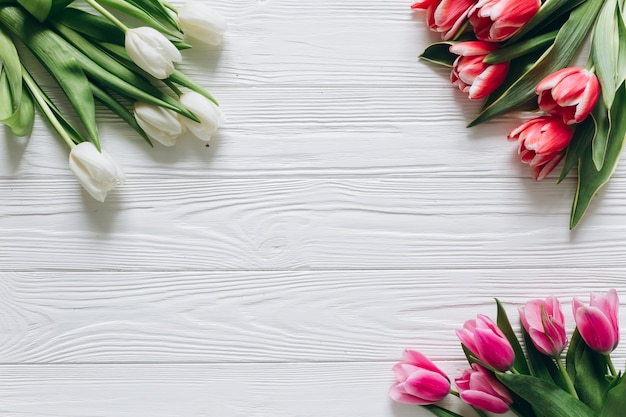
390, 290, 623, 417
412, 0, 625, 229
0, 0, 226, 201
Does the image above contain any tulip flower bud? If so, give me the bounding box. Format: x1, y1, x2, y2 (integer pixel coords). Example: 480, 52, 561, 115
179, 92, 226, 142
468, 0, 540, 42
411, 0, 476, 41
456, 315, 515, 371
572, 289, 620, 355
536, 67, 600, 125
389, 350, 451, 405
519, 297, 567, 357
178, 1, 227, 45
449, 41, 509, 100
456, 364, 513, 414
125, 27, 182, 79
507, 116, 573, 180
69, 142, 125, 202
134, 102, 186, 147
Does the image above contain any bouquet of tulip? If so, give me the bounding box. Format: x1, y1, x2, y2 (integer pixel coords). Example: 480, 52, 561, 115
412, 0, 626, 228
390, 289, 623, 417
0, 0, 226, 201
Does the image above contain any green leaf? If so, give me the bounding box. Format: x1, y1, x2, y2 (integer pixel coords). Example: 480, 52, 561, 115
565, 329, 610, 411
592, 0, 619, 108
558, 115, 597, 183
0, 71, 34, 137
0, 5, 99, 147
127, 0, 181, 30
53, 7, 125, 45
422, 405, 464, 417
90, 82, 153, 147
17, 0, 74, 22
495, 299, 530, 375
469, 0, 604, 127
96, 0, 182, 39
484, 30, 557, 65
599, 375, 626, 417
591, 99, 611, 170
0, 24, 22, 112
571, 83, 626, 228
497, 373, 595, 417
521, 326, 560, 383
168, 70, 218, 105
419, 42, 457, 68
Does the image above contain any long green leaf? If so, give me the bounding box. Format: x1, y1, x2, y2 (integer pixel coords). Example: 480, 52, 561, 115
469, 0, 604, 127
0, 24, 21, 112
0, 71, 34, 137
53, 7, 125, 45
17, 0, 74, 21
599, 374, 626, 417
90, 82, 153, 147
126, 0, 181, 30
497, 373, 595, 417
592, 0, 619, 108
495, 299, 530, 375
591, 98, 611, 170
558, 115, 597, 183
97, 0, 182, 39
571, 83, 626, 228
422, 405, 464, 417
0, 6, 99, 147
565, 329, 610, 411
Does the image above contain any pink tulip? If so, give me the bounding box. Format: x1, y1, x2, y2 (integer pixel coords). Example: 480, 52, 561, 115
411, 0, 477, 40
572, 289, 620, 355
389, 350, 451, 405
507, 116, 574, 180
456, 315, 515, 371
468, 0, 540, 42
456, 364, 513, 414
536, 67, 600, 125
449, 41, 509, 100
519, 297, 567, 357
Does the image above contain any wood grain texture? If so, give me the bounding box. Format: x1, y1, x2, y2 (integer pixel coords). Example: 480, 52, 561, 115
0, 362, 484, 417
0, 271, 625, 363
1, 0, 626, 416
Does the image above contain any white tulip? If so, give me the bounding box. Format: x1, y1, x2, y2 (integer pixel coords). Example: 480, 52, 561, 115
69, 142, 125, 202
179, 92, 226, 142
134, 102, 186, 147
125, 27, 182, 79
178, 2, 227, 45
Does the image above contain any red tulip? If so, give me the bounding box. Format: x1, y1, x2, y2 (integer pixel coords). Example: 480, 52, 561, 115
536, 67, 600, 125
411, 0, 477, 40
507, 116, 574, 180
519, 297, 567, 357
456, 364, 513, 414
572, 289, 620, 355
456, 315, 515, 371
468, 0, 540, 42
389, 350, 451, 405
449, 41, 508, 100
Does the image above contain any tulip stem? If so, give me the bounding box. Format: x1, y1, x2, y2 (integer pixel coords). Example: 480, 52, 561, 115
556, 357, 578, 399
449, 389, 459, 397
606, 355, 617, 377
83, 0, 129, 33
21, 66, 75, 150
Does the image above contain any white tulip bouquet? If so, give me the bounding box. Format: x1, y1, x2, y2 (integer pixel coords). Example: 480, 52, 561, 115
0, 0, 226, 201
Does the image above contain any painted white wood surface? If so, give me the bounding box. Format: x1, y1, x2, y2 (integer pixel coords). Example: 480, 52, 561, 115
1, 1, 626, 416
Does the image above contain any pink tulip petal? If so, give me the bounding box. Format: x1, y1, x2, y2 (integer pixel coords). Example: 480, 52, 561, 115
389, 384, 434, 405
403, 350, 445, 376
404, 371, 450, 401
576, 306, 617, 354
460, 391, 511, 414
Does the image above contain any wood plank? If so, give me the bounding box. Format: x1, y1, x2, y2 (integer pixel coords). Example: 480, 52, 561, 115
0, 362, 509, 417
3, 176, 626, 271
1, 270, 624, 363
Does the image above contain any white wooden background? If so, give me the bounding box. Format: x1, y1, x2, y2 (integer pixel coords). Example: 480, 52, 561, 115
1, 1, 626, 416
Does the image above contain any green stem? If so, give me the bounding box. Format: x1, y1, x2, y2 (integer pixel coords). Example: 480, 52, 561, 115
511, 367, 521, 375
83, 0, 129, 33
606, 355, 617, 377
449, 389, 459, 397
556, 357, 578, 399
471, 407, 489, 417
21, 67, 75, 149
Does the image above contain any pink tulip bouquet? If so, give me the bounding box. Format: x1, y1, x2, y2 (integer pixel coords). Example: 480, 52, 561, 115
412, 0, 625, 229
390, 290, 623, 416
